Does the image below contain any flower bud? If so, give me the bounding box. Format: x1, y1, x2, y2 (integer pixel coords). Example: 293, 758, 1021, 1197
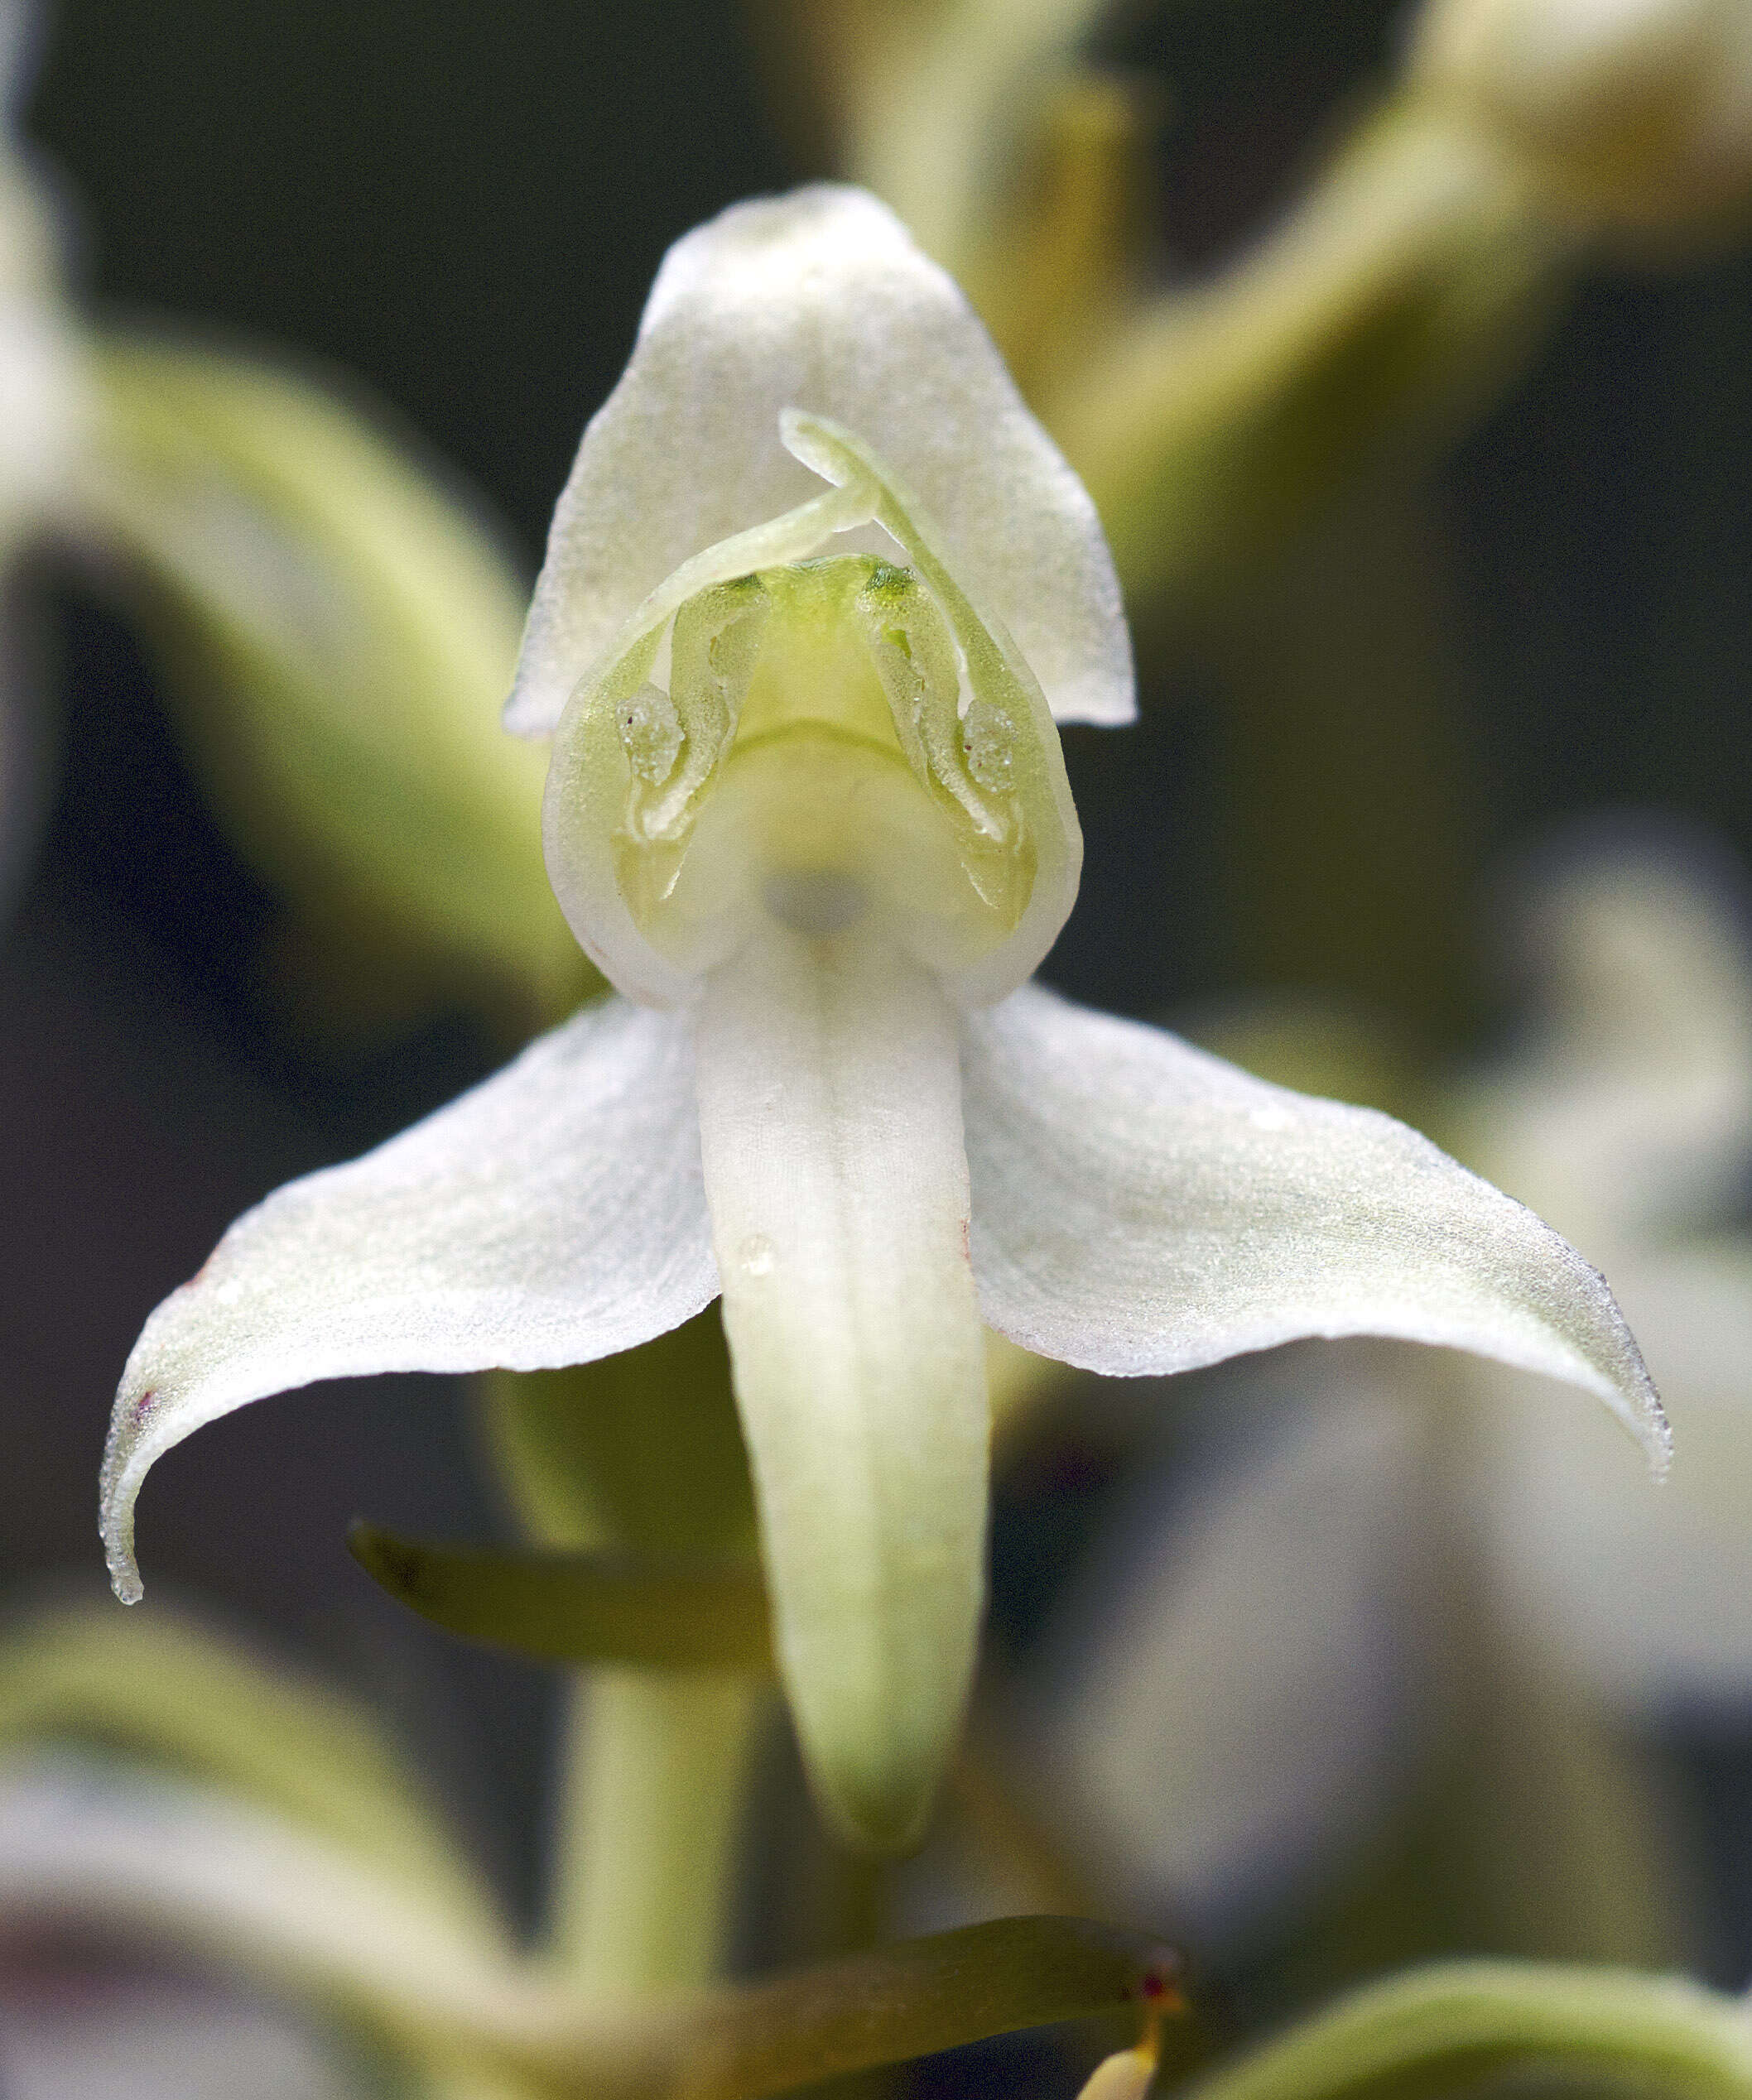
1410, 0, 1752, 238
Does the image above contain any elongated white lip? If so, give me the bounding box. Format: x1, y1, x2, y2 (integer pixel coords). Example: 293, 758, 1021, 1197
693, 921, 988, 1849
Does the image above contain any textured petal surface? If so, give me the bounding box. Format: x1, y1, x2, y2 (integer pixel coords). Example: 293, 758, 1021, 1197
962, 983, 1665, 1458
694, 925, 988, 1851
506, 185, 1131, 737
103, 998, 715, 1602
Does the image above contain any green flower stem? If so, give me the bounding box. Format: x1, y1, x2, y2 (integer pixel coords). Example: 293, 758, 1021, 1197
1183, 1962, 1752, 2100
547, 1670, 765, 1995
479, 1339, 767, 1994
1050, 99, 1565, 622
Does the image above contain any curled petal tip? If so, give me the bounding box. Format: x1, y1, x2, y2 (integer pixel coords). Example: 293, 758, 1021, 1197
95, 1001, 714, 1603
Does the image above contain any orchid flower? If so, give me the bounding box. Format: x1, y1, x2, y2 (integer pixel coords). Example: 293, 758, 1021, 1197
102, 185, 1665, 1853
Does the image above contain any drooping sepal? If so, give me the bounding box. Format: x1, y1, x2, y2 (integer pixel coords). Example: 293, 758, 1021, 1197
103, 998, 716, 1603
961, 983, 1666, 1461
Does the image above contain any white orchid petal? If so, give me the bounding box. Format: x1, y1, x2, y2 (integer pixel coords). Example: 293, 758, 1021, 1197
962, 983, 1666, 1462
693, 925, 988, 1852
103, 997, 715, 1603
506, 185, 1132, 738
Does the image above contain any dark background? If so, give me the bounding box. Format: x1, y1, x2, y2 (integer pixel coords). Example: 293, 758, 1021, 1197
2, 0, 1749, 1964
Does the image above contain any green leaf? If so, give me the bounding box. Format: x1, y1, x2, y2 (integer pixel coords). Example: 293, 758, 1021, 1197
611, 1915, 1182, 2100
1184, 1961, 1752, 2100
84, 330, 594, 1040
349, 1525, 773, 1674
0, 1601, 498, 1928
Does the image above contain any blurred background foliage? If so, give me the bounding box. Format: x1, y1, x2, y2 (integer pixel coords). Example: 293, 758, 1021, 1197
2, 0, 1752, 2084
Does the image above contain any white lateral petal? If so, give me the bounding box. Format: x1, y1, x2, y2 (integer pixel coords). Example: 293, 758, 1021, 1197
693, 925, 988, 1852
103, 998, 715, 1603
506, 185, 1132, 738
0, 1965, 363, 2100
962, 983, 1666, 1461
0, 1977, 357, 2100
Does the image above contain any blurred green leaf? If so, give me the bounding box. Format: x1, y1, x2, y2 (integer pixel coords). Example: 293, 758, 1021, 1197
83, 331, 594, 1040
1183, 1960, 1752, 2100
0, 1758, 1179, 2100
349, 1524, 773, 1673
0, 1601, 497, 1927
632, 1915, 1182, 2100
